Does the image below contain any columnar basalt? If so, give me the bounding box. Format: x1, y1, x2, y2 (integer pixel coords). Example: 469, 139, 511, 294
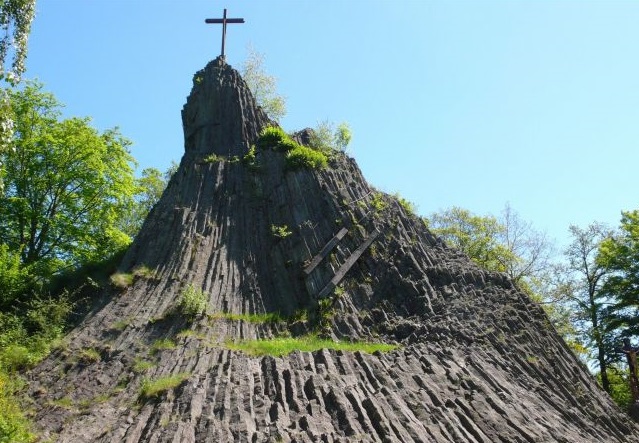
28, 58, 639, 443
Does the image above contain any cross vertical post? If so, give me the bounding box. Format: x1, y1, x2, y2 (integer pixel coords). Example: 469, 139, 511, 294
205, 8, 245, 58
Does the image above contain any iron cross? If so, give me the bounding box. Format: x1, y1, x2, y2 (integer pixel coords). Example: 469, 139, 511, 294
205, 9, 245, 57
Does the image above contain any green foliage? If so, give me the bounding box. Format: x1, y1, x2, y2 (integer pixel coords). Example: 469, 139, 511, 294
150, 339, 176, 354
271, 224, 292, 239
257, 126, 328, 170
0, 290, 70, 442
0, 244, 30, 307
600, 210, 639, 337
203, 153, 222, 163
427, 207, 516, 273
178, 284, 207, 319
209, 312, 284, 323
110, 272, 133, 288
597, 366, 633, 410
226, 335, 397, 357
0, 372, 34, 443
79, 348, 101, 364
132, 358, 155, 374
286, 145, 328, 170
257, 126, 290, 150
242, 145, 259, 170
240, 45, 286, 121
139, 372, 191, 401
309, 120, 352, 152
393, 192, 416, 215
0, 82, 137, 279
110, 265, 154, 289
553, 223, 617, 392
118, 166, 172, 239
370, 192, 387, 213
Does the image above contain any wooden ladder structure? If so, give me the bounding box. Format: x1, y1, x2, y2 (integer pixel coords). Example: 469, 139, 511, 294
315, 229, 381, 299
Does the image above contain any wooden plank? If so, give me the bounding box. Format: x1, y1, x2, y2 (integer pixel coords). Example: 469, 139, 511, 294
317, 229, 381, 299
303, 227, 349, 275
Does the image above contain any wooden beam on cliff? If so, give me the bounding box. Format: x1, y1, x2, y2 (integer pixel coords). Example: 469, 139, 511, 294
205, 8, 245, 58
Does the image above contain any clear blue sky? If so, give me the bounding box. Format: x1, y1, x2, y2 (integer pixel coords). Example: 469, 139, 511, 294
26, 0, 639, 249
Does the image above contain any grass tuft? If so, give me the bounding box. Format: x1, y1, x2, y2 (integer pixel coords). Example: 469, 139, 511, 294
109, 272, 133, 288
139, 372, 191, 401
150, 339, 176, 355
225, 335, 397, 357
209, 312, 284, 324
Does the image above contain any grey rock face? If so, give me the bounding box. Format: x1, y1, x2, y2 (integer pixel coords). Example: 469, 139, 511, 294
27, 58, 639, 442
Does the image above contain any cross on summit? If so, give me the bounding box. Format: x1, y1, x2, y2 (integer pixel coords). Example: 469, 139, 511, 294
205, 8, 245, 58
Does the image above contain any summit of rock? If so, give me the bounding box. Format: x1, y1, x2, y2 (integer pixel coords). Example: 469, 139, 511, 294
26, 60, 639, 442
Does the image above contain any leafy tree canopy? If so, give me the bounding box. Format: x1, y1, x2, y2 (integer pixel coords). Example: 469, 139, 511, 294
600, 210, 639, 338
241, 45, 286, 122
309, 120, 352, 152
0, 81, 137, 279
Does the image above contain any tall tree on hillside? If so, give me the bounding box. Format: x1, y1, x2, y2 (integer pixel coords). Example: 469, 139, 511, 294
600, 210, 639, 338
0, 82, 136, 279
240, 45, 286, 122
554, 223, 615, 392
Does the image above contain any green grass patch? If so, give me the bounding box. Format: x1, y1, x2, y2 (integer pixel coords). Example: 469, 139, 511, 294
209, 312, 284, 324
139, 372, 191, 401
78, 348, 101, 364
132, 358, 156, 374
109, 272, 133, 288
110, 266, 154, 288
150, 339, 176, 354
225, 335, 397, 357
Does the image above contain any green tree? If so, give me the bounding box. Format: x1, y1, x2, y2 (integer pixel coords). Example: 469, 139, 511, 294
0, 243, 29, 307
426, 206, 517, 274
241, 45, 286, 121
0, 81, 136, 278
426, 206, 579, 349
119, 167, 167, 238
427, 205, 553, 287
553, 223, 615, 392
309, 120, 352, 152
600, 210, 639, 338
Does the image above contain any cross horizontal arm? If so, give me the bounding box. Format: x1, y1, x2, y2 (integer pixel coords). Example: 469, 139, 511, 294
205, 18, 245, 24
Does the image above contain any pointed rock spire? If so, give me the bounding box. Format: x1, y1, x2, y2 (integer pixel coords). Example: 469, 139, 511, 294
181, 56, 273, 158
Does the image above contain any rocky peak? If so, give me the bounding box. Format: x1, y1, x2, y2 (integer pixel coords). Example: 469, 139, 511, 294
181, 56, 273, 158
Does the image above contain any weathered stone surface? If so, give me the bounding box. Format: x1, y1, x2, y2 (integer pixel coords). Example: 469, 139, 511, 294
27, 57, 639, 442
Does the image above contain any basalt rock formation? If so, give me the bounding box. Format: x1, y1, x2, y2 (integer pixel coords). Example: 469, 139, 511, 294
28, 57, 639, 442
